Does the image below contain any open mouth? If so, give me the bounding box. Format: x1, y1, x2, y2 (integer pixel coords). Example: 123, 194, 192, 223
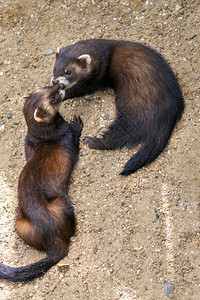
52, 76, 69, 86
52, 77, 77, 89
57, 76, 69, 86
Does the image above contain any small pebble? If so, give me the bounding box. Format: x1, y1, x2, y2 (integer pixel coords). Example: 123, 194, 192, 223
94, 247, 98, 254
7, 112, 12, 119
188, 33, 197, 40
164, 283, 175, 295
105, 114, 110, 120
175, 4, 182, 12
43, 49, 54, 56
0, 124, 5, 132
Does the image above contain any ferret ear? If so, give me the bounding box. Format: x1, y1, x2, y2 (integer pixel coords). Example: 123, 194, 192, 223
22, 95, 31, 100
34, 108, 50, 123
56, 47, 61, 57
78, 54, 91, 68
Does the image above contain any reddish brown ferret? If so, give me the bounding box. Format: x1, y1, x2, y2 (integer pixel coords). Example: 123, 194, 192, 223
0, 84, 83, 282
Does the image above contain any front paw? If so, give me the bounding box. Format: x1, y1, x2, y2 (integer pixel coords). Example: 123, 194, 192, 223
70, 116, 83, 134
83, 136, 107, 150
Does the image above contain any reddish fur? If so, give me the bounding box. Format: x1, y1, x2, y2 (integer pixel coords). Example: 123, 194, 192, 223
0, 85, 83, 282
15, 212, 45, 251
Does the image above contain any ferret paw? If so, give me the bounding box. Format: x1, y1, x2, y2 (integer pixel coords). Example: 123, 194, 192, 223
70, 116, 83, 134
83, 137, 108, 150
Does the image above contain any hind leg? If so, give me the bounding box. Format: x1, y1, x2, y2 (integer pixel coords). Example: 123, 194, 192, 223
47, 196, 76, 240
15, 211, 46, 251
83, 113, 141, 150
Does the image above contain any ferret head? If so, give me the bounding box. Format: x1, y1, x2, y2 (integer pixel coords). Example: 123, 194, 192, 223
52, 47, 92, 88
23, 83, 65, 125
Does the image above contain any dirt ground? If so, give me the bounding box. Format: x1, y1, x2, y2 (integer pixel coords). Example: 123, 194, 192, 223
0, 0, 199, 299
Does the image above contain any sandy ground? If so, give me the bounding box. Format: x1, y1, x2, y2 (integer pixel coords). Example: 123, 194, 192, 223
0, 0, 199, 299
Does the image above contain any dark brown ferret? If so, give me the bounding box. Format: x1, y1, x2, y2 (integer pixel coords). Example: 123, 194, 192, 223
0, 84, 83, 282
52, 39, 184, 175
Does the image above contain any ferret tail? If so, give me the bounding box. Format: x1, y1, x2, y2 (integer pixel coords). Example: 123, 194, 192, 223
0, 251, 63, 282
120, 131, 171, 176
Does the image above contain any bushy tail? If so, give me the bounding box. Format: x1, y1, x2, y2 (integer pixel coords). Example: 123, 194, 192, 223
120, 130, 171, 176
0, 252, 63, 282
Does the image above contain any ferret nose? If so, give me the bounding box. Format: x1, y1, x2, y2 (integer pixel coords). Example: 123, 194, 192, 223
52, 78, 59, 85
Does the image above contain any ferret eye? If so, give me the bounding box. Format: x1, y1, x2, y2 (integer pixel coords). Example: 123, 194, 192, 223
51, 96, 56, 103
64, 70, 71, 75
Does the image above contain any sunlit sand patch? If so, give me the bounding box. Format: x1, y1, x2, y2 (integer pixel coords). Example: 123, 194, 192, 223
161, 183, 175, 279
0, 172, 16, 297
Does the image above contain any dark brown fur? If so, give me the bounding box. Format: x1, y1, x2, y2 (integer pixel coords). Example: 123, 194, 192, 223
52, 39, 184, 175
0, 84, 83, 282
